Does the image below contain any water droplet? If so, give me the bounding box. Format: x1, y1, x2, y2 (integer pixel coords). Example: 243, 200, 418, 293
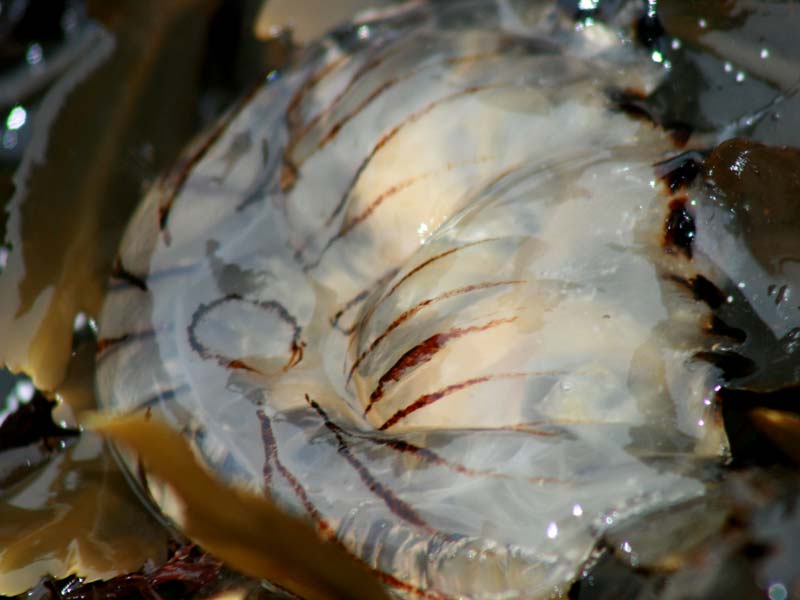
699, 18, 707, 28
572, 504, 583, 517
6, 105, 27, 130
724, 62, 733, 73
736, 71, 746, 83
2, 130, 18, 149
546, 522, 558, 539
26, 43, 43, 66
768, 583, 787, 600
760, 48, 770, 59
15, 380, 35, 402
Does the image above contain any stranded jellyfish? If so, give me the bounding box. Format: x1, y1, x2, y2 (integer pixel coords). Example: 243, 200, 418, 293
96, 2, 758, 597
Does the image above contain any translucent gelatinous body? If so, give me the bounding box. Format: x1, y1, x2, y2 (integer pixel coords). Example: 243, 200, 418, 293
97, 2, 731, 598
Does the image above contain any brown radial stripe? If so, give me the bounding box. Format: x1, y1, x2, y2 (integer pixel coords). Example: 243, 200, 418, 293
304, 51, 511, 161
108, 261, 198, 293
331, 415, 565, 486
378, 372, 532, 431
129, 384, 192, 413
342, 155, 501, 240
353, 238, 503, 331
305, 395, 434, 533
286, 45, 401, 155
365, 317, 518, 415
331, 267, 400, 334
187, 293, 304, 372
95, 328, 165, 363
300, 159, 500, 271
158, 83, 261, 236
258, 410, 333, 537
321, 83, 508, 230
110, 258, 148, 291
258, 410, 448, 600
347, 280, 524, 382
284, 54, 350, 151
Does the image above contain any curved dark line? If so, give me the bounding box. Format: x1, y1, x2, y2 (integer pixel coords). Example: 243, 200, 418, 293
292, 51, 509, 172
158, 83, 261, 237
285, 54, 356, 146
335, 421, 565, 486
365, 317, 518, 415
108, 262, 199, 293
354, 238, 503, 333
258, 410, 333, 537
285, 32, 416, 165
258, 409, 447, 600
110, 258, 148, 291
129, 384, 192, 413
320, 84, 505, 231
330, 267, 400, 334
301, 159, 500, 272
305, 395, 433, 533
347, 280, 524, 383
187, 294, 304, 372
95, 327, 169, 364
378, 372, 534, 431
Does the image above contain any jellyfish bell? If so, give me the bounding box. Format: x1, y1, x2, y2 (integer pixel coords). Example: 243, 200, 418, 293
95, 2, 741, 598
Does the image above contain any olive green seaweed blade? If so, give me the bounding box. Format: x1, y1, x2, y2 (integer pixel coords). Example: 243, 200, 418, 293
86, 412, 391, 600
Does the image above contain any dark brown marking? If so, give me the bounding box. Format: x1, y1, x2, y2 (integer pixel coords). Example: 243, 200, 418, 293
654, 151, 704, 193
280, 157, 298, 190
330, 267, 400, 334
664, 197, 695, 259
707, 315, 747, 344
130, 384, 192, 413
187, 294, 304, 373
378, 373, 530, 431
668, 274, 727, 309
607, 87, 693, 147
695, 351, 757, 380
335, 419, 565, 485
607, 87, 654, 122
258, 410, 333, 537
285, 54, 350, 144
110, 258, 148, 292
375, 238, 502, 309
157, 84, 261, 235
342, 157, 499, 240
108, 262, 198, 292
347, 239, 506, 341
305, 395, 433, 532
311, 52, 509, 156
286, 27, 424, 156
322, 84, 506, 229
365, 317, 517, 415
302, 159, 499, 270
96, 334, 130, 355
258, 410, 449, 600
348, 280, 524, 382
95, 328, 163, 363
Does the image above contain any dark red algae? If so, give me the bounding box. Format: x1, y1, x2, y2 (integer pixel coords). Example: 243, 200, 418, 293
17, 544, 224, 600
